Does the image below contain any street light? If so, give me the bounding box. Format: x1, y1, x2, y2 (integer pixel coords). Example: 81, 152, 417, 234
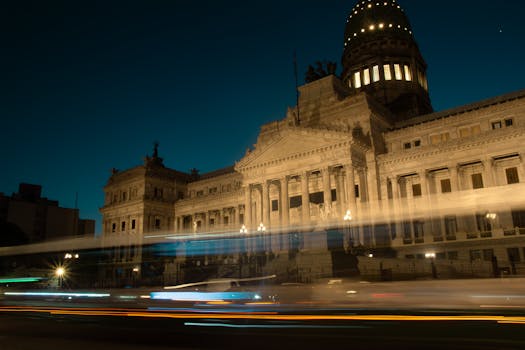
240, 224, 248, 233
55, 266, 66, 288
425, 252, 437, 279
257, 222, 266, 232
343, 209, 353, 251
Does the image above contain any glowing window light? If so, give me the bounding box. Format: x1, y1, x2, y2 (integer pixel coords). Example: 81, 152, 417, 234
404, 65, 412, 81
354, 33, 357, 37
363, 68, 371, 85
354, 72, 362, 88
383, 64, 392, 80
361, 28, 365, 32
394, 64, 402, 80
372, 65, 380, 82
369, 25, 375, 30
367, 4, 372, 8
389, 24, 393, 28
379, 23, 384, 29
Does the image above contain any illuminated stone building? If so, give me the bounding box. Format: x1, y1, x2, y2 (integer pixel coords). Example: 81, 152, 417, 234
101, 0, 525, 284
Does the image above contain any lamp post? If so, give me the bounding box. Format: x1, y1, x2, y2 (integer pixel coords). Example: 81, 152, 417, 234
55, 266, 66, 288
343, 209, 353, 252
425, 252, 437, 279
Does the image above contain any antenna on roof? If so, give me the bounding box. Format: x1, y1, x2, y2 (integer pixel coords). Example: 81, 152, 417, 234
293, 50, 301, 126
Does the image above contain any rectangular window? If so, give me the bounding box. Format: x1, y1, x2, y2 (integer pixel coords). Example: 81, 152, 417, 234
239, 213, 244, 225
505, 118, 513, 127
404, 142, 412, 149
412, 184, 422, 196
394, 64, 402, 80
121, 221, 126, 231
289, 195, 302, 208
413, 220, 424, 239
196, 190, 203, 197
383, 64, 392, 80
470, 249, 482, 261
471, 173, 484, 189
354, 72, 361, 88
491, 121, 502, 129
506, 167, 519, 184
447, 251, 458, 260
131, 219, 136, 230
403, 65, 412, 81
122, 192, 127, 201
507, 247, 521, 262
223, 217, 229, 225
414, 140, 421, 147
483, 249, 494, 261
355, 184, 360, 198
271, 199, 279, 211
372, 65, 380, 82
441, 179, 452, 193
511, 210, 525, 227
155, 219, 161, 230
112, 223, 116, 233
363, 68, 370, 85
445, 216, 457, 238
309, 192, 323, 204
331, 189, 337, 202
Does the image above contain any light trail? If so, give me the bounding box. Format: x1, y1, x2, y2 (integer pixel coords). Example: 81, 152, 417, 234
1, 306, 525, 325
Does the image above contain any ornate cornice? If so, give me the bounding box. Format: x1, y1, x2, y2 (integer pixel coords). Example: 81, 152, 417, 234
379, 128, 525, 166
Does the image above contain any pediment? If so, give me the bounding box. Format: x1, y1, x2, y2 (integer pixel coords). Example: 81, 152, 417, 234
236, 128, 351, 171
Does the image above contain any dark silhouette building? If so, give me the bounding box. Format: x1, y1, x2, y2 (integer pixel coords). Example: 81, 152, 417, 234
0, 183, 95, 245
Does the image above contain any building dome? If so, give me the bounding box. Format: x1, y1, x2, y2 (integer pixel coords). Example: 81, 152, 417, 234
341, 0, 432, 121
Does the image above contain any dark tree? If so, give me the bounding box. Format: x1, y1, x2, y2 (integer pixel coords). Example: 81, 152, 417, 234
305, 60, 337, 83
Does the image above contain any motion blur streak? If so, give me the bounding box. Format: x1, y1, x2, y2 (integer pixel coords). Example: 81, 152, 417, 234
4, 291, 110, 297
1, 306, 525, 324
183, 322, 364, 329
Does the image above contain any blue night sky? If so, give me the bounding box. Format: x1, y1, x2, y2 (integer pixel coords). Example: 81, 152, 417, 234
2, 0, 524, 234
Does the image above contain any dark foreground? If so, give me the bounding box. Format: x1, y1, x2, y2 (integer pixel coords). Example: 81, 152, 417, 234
2, 310, 525, 350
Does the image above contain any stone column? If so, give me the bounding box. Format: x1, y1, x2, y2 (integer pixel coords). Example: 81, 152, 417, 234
483, 157, 496, 187
419, 171, 428, 197
335, 168, 345, 217
301, 171, 310, 223
322, 167, 332, 218
449, 165, 459, 191
280, 176, 289, 229
244, 185, 252, 230
262, 180, 270, 228
345, 164, 356, 212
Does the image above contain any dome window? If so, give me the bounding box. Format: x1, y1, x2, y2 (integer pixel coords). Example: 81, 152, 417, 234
372, 65, 380, 82
383, 64, 392, 80
394, 64, 403, 80
363, 68, 371, 85
354, 72, 362, 88
404, 65, 412, 81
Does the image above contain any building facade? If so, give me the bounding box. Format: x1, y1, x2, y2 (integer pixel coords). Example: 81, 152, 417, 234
101, 0, 525, 285
0, 183, 95, 245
